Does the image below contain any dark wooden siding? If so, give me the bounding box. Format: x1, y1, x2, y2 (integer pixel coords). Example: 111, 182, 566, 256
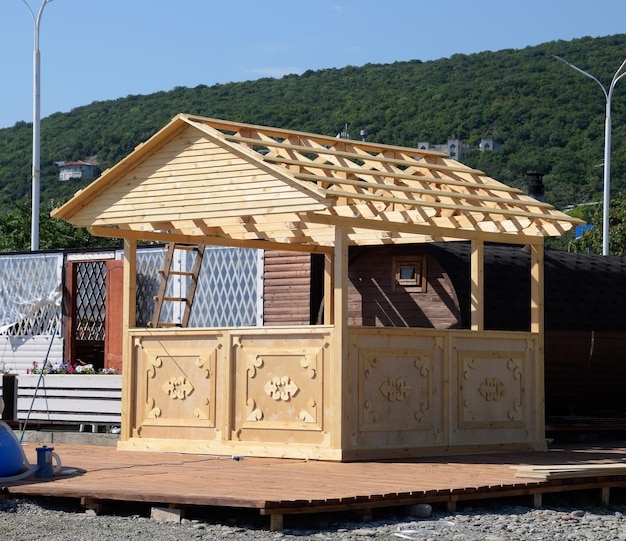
544, 330, 626, 417
262, 243, 626, 422
262, 247, 462, 329
347, 246, 462, 329
263, 251, 312, 326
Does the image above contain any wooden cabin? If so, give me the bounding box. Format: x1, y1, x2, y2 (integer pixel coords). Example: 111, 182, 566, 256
272, 242, 626, 424
51, 114, 582, 460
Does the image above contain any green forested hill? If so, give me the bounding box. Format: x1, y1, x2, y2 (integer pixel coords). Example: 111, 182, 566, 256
1, 34, 625, 215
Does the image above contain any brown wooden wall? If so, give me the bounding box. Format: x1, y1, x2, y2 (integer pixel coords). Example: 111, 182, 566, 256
260, 247, 626, 422
347, 246, 462, 329
263, 251, 313, 326
262, 247, 462, 329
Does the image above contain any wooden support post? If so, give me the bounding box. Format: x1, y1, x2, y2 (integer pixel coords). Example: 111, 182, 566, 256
331, 226, 349, 451
530, 244, 544, 334
470, 239, 484, 331
269, 513, 284, 532
81, 497, 104, 516
533, 491, 542, 508
602, 486, 610, 506
120, 239, 137, 442
530, 244, 545, 444
151, 506, 183, 523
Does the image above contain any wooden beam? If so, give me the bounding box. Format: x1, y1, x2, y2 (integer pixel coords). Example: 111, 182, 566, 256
301, 212, 546, 245
286, 167, 528, 200
219, 133, 481, 176
88, 226, 334, 254
324, 189, 579, 223
470, 239, 484, 331
530, 244, 544, 334
530, 243, 545, 443
331, 226, 349, 451
185, 113, 451, 160
120, 239, 137, 442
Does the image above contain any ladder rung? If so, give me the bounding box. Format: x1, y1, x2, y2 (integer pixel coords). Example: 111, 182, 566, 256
151, 242, 205, 329
157, 269, 195, 276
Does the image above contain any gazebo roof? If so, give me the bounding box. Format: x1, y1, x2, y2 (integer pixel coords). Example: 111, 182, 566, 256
52, 114, 582, 251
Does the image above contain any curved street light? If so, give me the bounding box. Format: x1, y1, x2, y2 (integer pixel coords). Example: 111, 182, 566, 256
22, 0, 54, 251
555, 55, 626, 256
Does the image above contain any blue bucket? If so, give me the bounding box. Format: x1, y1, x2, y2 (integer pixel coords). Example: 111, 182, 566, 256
0, 421, 25, 477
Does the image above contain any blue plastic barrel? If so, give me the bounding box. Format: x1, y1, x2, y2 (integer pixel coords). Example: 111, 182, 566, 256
0, 421, 24, 477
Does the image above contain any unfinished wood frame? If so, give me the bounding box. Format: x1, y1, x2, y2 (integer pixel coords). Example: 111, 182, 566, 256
51, 115, 581, 460
470, 240, 485, 331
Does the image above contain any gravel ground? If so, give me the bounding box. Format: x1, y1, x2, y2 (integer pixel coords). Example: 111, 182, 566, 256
4, 496, 626, 541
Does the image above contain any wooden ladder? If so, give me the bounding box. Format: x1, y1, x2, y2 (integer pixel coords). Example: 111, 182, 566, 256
150, 243, 205, 328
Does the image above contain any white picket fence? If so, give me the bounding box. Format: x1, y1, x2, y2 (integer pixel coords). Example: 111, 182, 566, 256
17, 374, 122, 431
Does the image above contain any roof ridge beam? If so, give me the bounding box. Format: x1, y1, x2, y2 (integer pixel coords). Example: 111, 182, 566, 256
220, 133, 482, 176
185, 114, 450, 158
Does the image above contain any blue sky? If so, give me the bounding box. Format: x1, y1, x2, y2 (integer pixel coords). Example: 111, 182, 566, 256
0, 0, 624, 129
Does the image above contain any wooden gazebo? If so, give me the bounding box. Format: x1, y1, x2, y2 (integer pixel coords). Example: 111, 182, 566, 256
52, 114, 582, 460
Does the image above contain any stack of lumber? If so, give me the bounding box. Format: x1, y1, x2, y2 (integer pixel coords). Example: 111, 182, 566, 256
514, 463, 626, 481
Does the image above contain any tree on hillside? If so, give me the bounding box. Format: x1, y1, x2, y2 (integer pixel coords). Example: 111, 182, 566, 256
0, 200, 120, 251
1, 34, 626, 248
570, 199, 626, 256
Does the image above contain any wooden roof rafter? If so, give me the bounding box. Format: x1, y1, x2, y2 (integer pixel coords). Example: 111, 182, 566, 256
51, 114, 584, 249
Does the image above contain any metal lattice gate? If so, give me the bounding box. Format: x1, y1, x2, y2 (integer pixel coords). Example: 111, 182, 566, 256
71, 260, 107, 368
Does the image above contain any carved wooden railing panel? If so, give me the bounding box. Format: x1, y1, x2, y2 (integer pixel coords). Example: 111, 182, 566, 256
231, 330, 332, 444
123, 327, 543, 458
131, 333, 222, 440
449, 332, 541, 446
348, 328, 542, 453
349, 329, 446, 448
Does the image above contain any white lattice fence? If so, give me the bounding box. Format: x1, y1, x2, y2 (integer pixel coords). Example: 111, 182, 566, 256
0, 253, 63, 374
136, 246, 262, 327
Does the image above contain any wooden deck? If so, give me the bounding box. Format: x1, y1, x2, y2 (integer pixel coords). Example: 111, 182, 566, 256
4, 441, 626, 531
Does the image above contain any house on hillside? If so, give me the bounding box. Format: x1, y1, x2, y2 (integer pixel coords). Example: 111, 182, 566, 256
417, 137, 500, 161
58, 160, 95, 181
50, 114, 582, 461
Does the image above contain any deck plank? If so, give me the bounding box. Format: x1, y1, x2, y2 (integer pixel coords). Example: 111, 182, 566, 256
4, 441, 626, 527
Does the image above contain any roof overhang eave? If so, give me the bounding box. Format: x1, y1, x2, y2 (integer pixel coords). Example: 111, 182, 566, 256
88, 225, 335, 254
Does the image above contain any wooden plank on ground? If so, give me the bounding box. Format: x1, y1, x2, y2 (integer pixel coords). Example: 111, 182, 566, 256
515, 463, 626, 480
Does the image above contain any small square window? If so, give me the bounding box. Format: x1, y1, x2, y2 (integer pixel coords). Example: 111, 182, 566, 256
398, 265, 416, 281
392, 255, 427, 292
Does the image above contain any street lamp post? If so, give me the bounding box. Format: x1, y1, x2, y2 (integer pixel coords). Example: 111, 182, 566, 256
22, 0, 54, 251
555, 55, 626, 256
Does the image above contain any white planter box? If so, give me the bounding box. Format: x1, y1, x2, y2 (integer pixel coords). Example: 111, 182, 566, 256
17, 374, 122, 426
